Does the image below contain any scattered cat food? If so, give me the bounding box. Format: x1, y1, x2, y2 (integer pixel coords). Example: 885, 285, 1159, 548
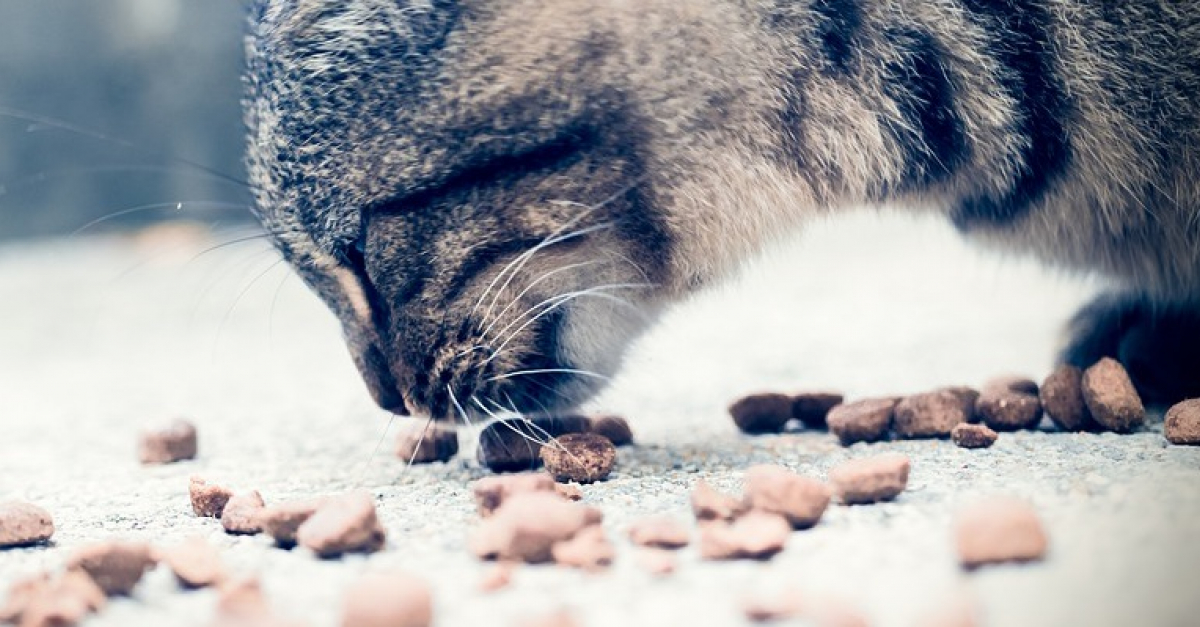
221, 491, 267, 535
893, 389, 971, 438
138, 419, 198, 464
729, 392, 794, 434
476, 416, 588, 473
161, 536, 225, 588
341, 571, 433, 627
944, 386, 980, 418
1164, 399, 1200, 445
586, 414, 634, 446
955, 497, 1048, 568
950, 423, 998, 449
826, 397, 898, 445
478, 564, 514, 592
469, 492, 603, 563
395, 421, 459, 464
296, 493, 386, 558
0, 501, 54, 548
189, 476, 234, 518
791, 392, 844, 429
636, 549, 677, 576
690, 480, 747, 522
698, 511, 791, 560
66, 541, 157, 596
550, 525, 614, 571
3, 571, 106, 627
473, 473, 558, 517
1081, 358, 1145, 433
215, 576, 269, 618
743, 465, 831, 528
626, 516, 690, 549
974, 386, 1042, 431
985, 376, 1039, 396
1040, 364, 1093, 431
540, 433, 616, 484
258, 498, 324, 547
741, 590, 801, 623
828, 454, 910, 504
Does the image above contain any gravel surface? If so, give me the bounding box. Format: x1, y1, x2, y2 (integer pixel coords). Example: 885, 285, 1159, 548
1, 213, 1197, 626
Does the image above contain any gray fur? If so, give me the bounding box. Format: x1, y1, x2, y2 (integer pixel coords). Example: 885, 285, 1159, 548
245, 0, 1200, 418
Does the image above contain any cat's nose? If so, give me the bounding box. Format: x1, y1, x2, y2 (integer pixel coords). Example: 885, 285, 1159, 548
347, 335, 409, 414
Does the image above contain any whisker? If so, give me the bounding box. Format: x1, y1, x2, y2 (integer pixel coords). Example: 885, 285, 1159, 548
476, 259, 603, 340
486, 368, 611, 383
448, 386, 475, 429
488, 396, 582, 464
405, 417, 436, 467
69, 200, 252, 236
473, 397, 551, 449
353, 413, 398, 488
210, 257, 288, 363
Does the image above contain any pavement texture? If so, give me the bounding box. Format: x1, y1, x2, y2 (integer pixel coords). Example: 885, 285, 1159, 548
1, 213, 1198, 627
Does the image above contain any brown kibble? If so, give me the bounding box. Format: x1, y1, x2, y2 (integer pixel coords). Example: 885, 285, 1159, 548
477, 416, 588, 473
627, 516, 690, 549
66, 541, 156, 596
790, 392, 844, 429
469, 492, 602, 563
826, 397, 897, 445
1040, 365, 1094, 431
743, 465, 831, 528
975, 389, 1042, 431
828, 454, 910, 504
395, 421, 459, 464
729, 393, 794, 434
587, 414, 634, 446
258, 498, 325, 547
1081, 358, 1146, 433
540, 433, 616, 484
554, 483, 583, 501
1165, 399, 1200, 445
296, 492, 387, 558
636, 549, 677, 576
478, 564, 514, 592
0, 572, 50, 624
221, 491, 266, 535
217, 577, 269, 618
341, 572, 432, 627
894, 389, 971, 438
190, 476, 234, 518
690, 479, 748, 522
950, 423, 998, 449
943, 387, 980, 420
473, 473, 558, 517
9, 571, 106, 627
138, 419, 198, 464
0, 501, 54, 548
698, 511, 790, 560
550, 525, 614, 571
955, 497, 1048, 568
162, 536, 225, 588
984, 376, 1039, 396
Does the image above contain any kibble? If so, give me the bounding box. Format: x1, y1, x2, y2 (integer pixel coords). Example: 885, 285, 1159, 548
550, 525, 614, 571
690, 480, 747, 522
66, 541, 157, 596
341, 571, 432, 627
395, 421, 459, 464
1081, 358, 1145, 433
587, 414, 634, 446
743, 465, 831, 528
974, 388, 1042, 431
469, 492, 602, 563
6, 571, 106, 627
221, 491, 266, 535
138, 419, 198, 464
828, 454, 910, 504
296, 492, 387, 558
826, 397, 897, 445
698, 511, 791, 560
477, 416, 589, 473
258, 498, 325, 547
950, 423, 998, 449
473, 473, 558, 517
540, 433, 616, 484
161, 536, 225, 588
189, 476, 234, 518
955, 497, 1048, 568
729, 393, 794, 434
790, 392, 844, 429
894, 389, 971, 438
1040, 364, 1093, 431
1164, 398, 1200, 445
626, 516, 690, 549
0, 501, 54, 548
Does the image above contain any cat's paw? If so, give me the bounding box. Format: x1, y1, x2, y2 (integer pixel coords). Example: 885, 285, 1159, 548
1061, 294, 1200, 406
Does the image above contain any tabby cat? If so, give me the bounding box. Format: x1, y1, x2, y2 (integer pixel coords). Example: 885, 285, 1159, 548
244, 0, 1199, 420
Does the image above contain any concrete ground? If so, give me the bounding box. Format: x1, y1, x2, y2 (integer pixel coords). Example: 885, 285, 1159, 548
1, 212, 1197, 626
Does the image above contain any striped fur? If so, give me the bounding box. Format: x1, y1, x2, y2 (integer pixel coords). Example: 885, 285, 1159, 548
245, 0, 1200, 418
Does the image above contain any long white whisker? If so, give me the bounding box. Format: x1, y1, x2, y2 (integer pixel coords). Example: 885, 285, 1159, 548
405, 417, 435, 467
486, 368, 611, 383
448, 386, 475, 429
477, 259, 604, 341
354, 413, 397, 488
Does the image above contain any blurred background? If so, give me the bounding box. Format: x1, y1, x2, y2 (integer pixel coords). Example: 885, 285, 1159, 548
0, 0, 251, 241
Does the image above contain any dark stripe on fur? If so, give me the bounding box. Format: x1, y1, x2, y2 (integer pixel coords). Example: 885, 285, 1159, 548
953, 0, 1073, 227
440, 236, 545, 304
812, 0, 862, 76
881, 27, 968, 190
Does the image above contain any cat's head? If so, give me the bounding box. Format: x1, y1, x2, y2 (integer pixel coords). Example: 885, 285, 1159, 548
243, 0, 675, 420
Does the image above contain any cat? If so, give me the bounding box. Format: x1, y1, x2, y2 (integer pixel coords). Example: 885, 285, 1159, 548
243, 0, 1199, 421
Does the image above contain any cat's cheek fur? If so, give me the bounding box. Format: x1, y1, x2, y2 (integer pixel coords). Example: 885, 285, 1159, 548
556, 297, 664, 401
